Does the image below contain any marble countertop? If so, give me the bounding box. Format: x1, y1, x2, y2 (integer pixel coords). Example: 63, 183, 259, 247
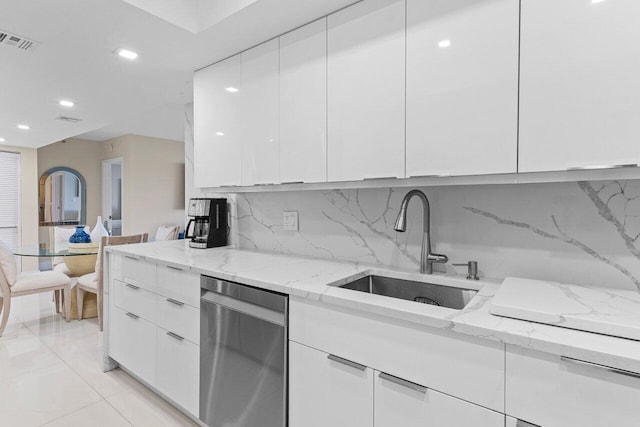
106, 240, 640, 374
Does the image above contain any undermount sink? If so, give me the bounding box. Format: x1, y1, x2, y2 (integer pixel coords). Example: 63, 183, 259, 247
339, 275, 478, 310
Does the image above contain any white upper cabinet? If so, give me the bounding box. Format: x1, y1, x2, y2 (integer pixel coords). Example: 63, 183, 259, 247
406, 0, 519, 177
519, 0, 640, 172
327, 0, 406, 182
280, 19, 328, 184
241, 39, 280, 185
193, 55, 242, 187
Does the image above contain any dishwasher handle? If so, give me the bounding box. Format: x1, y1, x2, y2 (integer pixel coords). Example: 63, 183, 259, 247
201, 290, 286, 327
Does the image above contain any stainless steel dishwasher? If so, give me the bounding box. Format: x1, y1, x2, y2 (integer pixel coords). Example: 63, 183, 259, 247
200, 276, 288, 427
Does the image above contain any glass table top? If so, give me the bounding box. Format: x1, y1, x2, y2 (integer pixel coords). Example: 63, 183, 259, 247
14, 244, 99, 257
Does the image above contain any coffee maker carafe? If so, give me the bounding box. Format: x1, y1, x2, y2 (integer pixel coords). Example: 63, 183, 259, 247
185, 198, 228, 249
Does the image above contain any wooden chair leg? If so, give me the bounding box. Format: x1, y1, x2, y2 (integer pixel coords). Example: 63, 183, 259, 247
97, 291, 103, 331
77, 287, 84, 320
62, 285, 71, 322
54, 290, 61, 313
0, 296, 11, 337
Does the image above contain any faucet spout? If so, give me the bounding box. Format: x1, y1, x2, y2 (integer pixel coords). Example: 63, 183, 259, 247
394, 189, 447, 274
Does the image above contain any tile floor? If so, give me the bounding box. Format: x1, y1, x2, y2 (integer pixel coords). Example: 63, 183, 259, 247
0, 293, 199, 427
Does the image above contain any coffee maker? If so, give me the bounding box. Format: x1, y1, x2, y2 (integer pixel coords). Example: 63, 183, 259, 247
185, 198, 228, 249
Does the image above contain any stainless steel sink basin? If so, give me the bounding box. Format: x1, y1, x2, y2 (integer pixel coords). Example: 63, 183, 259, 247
339, 275, 478, 310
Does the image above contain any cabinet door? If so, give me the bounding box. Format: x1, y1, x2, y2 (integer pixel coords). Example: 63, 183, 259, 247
156, 327, 199, 417
519, 0, 640, 172
193, 54, 242, 187
289, 341, 374, 427
241, 39, 280, 185
280, 19, 328, 184
327, 0, 406, 182
109, 306, 157, 386
506, 345, 640, 427
374, 370, 504, 427
406, 0, 518, 177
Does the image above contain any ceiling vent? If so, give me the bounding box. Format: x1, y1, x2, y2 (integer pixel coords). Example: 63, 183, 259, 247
0, 30, 40, 51
55, 116, 83, 123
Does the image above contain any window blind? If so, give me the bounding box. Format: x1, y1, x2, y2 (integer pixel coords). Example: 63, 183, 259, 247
0, 151, 21, 251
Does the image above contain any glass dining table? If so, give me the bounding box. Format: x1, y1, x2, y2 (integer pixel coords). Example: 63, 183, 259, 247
13, 243, 100, 320
14, 243, 99, 276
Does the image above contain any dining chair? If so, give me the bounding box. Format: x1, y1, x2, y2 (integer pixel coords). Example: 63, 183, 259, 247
76, 233, 148, 331
0, 241, 72, 337
154, 225, 180, 241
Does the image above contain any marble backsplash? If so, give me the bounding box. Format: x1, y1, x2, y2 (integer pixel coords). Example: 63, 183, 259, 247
185, 104, 640, 291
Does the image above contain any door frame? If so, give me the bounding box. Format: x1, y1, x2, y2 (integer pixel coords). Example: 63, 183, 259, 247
102, 157, 123, 236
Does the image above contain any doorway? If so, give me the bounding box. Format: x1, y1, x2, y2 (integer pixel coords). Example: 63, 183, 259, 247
102, 158, 123, 236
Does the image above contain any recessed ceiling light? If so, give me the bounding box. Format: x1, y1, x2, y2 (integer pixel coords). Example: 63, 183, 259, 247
438, 39, 451, 48
17, 124, 29, 130
59, 99, 75, 107
225, 87, 239, 93
0, 138, 5, 142
114, 48, 138, 60
592, 0, 606, 3
216, 131, 225, 136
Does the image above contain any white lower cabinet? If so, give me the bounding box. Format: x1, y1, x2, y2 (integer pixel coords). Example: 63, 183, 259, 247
109, 306, 157, 387
290, 340, 503, 427
506, 345, 640, 427
156, 327, 200, 416
289, 341, 374, 427
109, 255, 200, 418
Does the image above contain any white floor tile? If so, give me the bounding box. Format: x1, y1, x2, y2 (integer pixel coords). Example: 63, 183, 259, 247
0, 361, 102, 426
42, 400, 132, 427
23, 315, 99, 347
107, 380, 199, 427
0, 326, 60, 381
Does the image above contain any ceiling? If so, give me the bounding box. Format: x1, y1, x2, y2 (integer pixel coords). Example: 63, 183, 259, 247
0, 0, 357, 148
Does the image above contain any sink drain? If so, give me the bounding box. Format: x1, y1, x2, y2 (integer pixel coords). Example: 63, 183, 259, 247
414, 296, 439, 306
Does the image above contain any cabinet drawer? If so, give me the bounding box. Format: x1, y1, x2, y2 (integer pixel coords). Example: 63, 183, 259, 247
121, 255, 156, 292
156, 265, 200, 308
290, 297, 504, 412
109, 306, 157, 386
156, 294, 199, 345
506, 345, 640, 427
157, 326, 199, 417
375, 370, 504, 427
113, 279, 156, 323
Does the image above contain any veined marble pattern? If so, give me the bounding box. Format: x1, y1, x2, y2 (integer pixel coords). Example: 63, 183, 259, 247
225, 181, 640, 291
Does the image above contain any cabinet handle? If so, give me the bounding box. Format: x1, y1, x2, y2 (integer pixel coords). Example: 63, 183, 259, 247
516, 420, 540, 427
327, 354, 367, 371
363, 176, 396, 181
124, 255, 138, 260
166, 298, 185, 306
125, 312, 139, 320
166, 265, 183, 271
281, 181, 303, 185
566, 163, 637, 171
560, 356, 640, 379
125, 283, 140, 290
378, 372, 427, 393
166, 331, 185, 341
409, 174, 452, 178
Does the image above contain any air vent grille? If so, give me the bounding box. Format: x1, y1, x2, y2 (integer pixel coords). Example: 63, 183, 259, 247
55, 116, 83, 123
0, 30, 39, 51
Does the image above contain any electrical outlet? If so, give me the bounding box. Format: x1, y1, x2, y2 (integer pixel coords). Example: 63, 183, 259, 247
283, 211, 299, 231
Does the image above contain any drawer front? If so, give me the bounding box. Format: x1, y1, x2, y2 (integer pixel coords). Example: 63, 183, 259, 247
121, 255, 156, 292
156, 265, 200, 308
155, 294, 200, 344
157, 326, 200, 417
506, 345, 640, 427
109, 306, 157, 386
113, 279, 156, 323
290, 297, 505, 412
